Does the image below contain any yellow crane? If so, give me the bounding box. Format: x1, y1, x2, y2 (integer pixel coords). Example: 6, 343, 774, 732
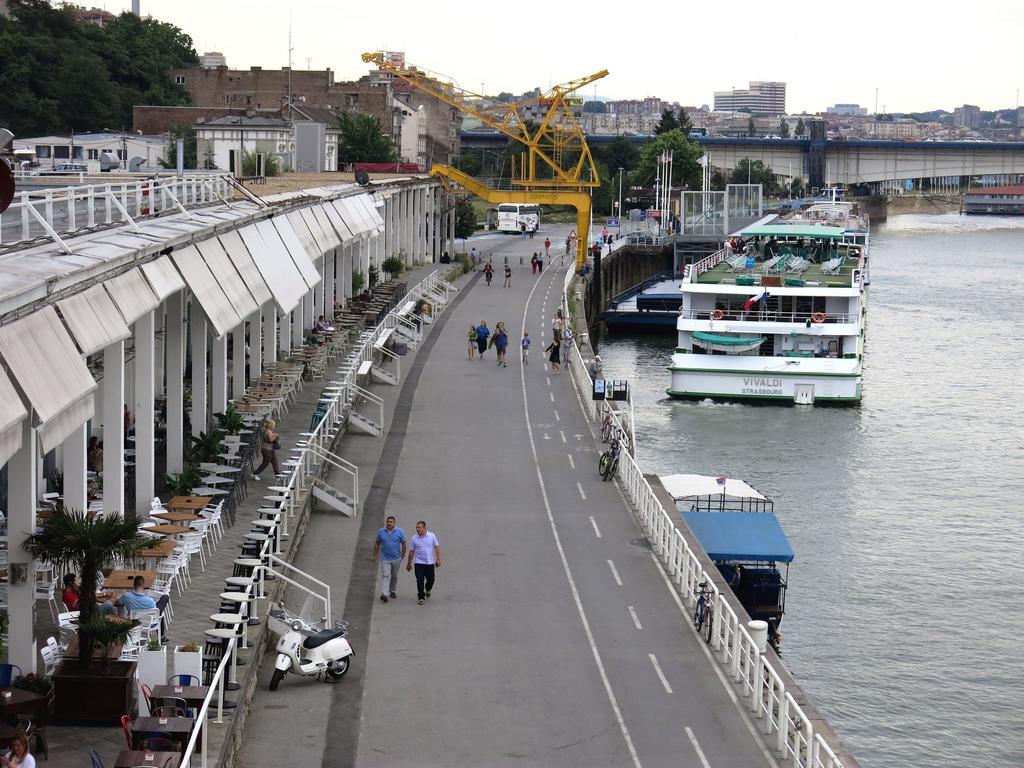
361, 51, 607, 268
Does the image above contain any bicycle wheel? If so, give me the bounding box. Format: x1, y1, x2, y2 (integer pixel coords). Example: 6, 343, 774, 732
598, 452, 610, 478
692, 601, 703, 630
604, 457, 618, 481
703, 610, 714, 643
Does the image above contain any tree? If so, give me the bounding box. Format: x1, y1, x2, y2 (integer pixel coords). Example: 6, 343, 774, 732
794, 117, 806, 137
654, 108, 679, 134
159, 125, 197, 170
336, 111, 397, 163
747, 117, 756, 137
676, 109, 694, 136
635, 129, 704, 191
593, 135, 638, 175
453, 195, 477, 242
452, 153, 481, 177
779, 119, 790, 138
730, 158, 779, 194
582, 100, 607, 114
381, 256, 404, 279
23, 510, 147, 669
240, 149, 281, 177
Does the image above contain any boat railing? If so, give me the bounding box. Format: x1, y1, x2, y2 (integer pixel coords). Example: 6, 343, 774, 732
606, 271, 676, 308
682, 246, 729, 283
681, 309, 856, 324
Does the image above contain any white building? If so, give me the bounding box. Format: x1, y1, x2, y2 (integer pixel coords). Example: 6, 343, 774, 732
200, 51, 227, 69
195, 113, 344, 173
13, 133, 168, 173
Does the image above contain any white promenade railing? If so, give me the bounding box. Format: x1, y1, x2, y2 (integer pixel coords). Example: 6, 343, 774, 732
176, 269, 454, 768
178, 636, 236, 768
559, 264, 847, 768
0, 173, 232, 248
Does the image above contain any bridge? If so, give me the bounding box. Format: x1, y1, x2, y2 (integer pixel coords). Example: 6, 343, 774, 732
459, 129, 1024, 191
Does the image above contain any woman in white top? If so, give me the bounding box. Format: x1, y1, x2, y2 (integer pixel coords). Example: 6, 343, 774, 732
2, 734, 35, 768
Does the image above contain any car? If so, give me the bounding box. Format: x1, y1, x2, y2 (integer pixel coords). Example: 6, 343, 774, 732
37, 163, 88, 176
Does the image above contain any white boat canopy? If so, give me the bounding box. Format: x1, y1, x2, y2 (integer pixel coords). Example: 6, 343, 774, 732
0, 306, 96, 453
659, 473, 767, 501
56, 284, 131, 356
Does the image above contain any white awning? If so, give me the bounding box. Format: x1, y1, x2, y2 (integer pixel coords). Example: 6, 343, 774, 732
195, 238, 260, 320
0, 366, 28, 467
334, 198, 370, 238
0, 306, 96, 454
353, 193, 385, 233
141, 256, 186, 301
266, 219, 321, 289
296, 207, 332, 254
659, 473, 767, 501
170, 244, 242, 337
56, 284, 131, 356
104, 268, 160, 325
320, 202, 356, 243
237, 224, 306, 314
285, 212, 326, 262
218, 230, 274, 308
309, 206, 341, 250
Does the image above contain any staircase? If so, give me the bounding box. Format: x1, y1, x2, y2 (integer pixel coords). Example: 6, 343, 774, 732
312, 478, 357, 517
347, 410, 382, 437
371, 366, 398, 386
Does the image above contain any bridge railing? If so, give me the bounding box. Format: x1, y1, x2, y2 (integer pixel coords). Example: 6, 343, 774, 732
682, 246, 729, 282
559, 263, 849, 768
0, 173, 232, 247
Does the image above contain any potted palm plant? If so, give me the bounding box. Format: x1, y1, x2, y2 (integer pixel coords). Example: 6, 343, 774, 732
164, 465, 201, 496
23, 509, 147, 724
189, 428, 226, 464
215, 404, 247, 435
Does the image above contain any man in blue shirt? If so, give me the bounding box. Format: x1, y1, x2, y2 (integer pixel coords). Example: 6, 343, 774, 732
372, 516, 407, 603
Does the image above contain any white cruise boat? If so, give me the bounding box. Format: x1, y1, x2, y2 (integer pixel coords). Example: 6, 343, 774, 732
667, 198, 869, 405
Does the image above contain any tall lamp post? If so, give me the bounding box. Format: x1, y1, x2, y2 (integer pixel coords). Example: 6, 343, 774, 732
617, 167, 624, 232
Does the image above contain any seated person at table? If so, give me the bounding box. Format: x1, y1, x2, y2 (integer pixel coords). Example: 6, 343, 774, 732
98, 576, 169, 634
62, 573, 81, 611
315, 314, 335, 333
1, 733, 35, 768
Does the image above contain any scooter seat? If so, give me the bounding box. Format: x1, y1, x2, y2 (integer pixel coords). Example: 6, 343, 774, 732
302, 627, 346, 649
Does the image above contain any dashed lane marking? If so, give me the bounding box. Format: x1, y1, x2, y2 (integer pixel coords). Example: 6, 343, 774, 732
559, 430, 566, 443
554, 410, 560, 421
589, 515, 601, 538
686, 728, 712, 768
567, 453, 575, 469
607, 559, 623, 586
628, 605, 642, 630
649, 653, 673, 694
577, 482, 587, 500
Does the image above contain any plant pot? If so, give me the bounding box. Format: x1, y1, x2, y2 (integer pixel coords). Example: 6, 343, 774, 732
173, 646, 202, 684
137, 647, 167, 715
53, 660, 137, 725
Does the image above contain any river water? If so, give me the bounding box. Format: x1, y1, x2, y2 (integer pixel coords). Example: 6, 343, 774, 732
597, 213, 1024, 768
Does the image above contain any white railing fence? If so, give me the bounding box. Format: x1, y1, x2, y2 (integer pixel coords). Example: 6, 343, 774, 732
0, 173, 232, 247
178, 636, 236, 768
559, 259, 848, 768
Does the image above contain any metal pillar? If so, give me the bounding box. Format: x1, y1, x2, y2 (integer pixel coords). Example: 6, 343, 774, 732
263, 304, 277, 365
134, 310, 155, 512
61, 424, 88, 512
232, 323, 246, 400
166, 291, 185, 473
212, 332, 227, 416
303, 287, 315, 332
249, 310, 262, 383
291, 304, 303, 347
190, 304, 208, 438
277, 311, 290, 359
7, 419, 37, 673
103, 340, 125, 513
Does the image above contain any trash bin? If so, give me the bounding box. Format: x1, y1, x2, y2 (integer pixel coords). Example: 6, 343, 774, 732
393, 341, 408, 356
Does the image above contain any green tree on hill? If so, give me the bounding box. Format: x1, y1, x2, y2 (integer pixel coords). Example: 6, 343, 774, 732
336, 112, 397, 163
635, 129, 704, 190
794, 117, 806, 136
654, 108, 679, 134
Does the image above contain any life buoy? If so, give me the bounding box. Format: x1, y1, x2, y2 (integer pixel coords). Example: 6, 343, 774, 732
811, 312, 826, 324
712, 309, 724, 321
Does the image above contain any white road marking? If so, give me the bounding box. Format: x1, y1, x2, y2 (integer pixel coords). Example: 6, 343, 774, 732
517, 277, 642, 768
559, 430, 566, 443
649, 653, 673, 694
577, 482, 587, 500
546, 377, 551, 386
607, 559, 623, 586
567, 453, 575, 469
553, 409, 560, 421
589, 516, 601, 538
549, 392, 555, 402
686, 727, 712, 768
628, 605, 642, 630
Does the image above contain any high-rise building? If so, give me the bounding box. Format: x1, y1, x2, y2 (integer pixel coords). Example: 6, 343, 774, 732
713, 81, 786, 115
953, 104, 981, 129
200, 52, 227, 69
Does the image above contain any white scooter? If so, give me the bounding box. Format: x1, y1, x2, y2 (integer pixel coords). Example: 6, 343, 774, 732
267, 602, 353, 690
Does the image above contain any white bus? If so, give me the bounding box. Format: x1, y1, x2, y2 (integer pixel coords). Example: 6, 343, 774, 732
497, 203, 541, 233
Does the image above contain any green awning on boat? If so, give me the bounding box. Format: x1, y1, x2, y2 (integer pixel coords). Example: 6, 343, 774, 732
692, 331, 765, 346
740, 224, 846, 239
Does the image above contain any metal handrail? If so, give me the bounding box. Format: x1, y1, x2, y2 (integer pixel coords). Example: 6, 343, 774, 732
177, 636, 236, 768
681, 309, 855, 324
306, 444, 360, 517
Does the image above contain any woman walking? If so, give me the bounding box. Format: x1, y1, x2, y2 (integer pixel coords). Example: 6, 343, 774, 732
467, 324, 477, 360
252, 418, 281, 481
493, 322, 509, 367
475, 321, 490, 359
544, 337, 562, 374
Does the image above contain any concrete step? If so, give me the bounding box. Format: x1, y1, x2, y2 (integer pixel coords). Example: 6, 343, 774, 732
371, 365, 398, 387
312, 478, 356, 517
394, 324, 420, 346
347, 410, 382, 437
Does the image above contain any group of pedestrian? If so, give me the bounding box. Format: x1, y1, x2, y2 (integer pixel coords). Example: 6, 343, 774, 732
372, 517, 441, 605
467, 321, 532, 368
543, 309, 574, 374
530, 252, 545, 273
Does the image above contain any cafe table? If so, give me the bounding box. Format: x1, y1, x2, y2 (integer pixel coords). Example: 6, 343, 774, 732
0, 686, 46, 717
149, 684, 210, 710
151, 511, 203, 524
114, 750, 182, 768
145, 524, 194, 538
135, 540, 176, 569
105, 569, 157, 590
131, 715, 198, 751
166, 496, 213, 511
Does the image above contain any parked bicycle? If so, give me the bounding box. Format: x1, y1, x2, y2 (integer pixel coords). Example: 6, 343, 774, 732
600, 411, 615, 443
693, 581, 714, 643
598, 431, 621, 481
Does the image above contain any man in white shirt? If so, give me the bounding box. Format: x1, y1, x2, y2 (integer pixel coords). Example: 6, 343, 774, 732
406, 520, 442, 605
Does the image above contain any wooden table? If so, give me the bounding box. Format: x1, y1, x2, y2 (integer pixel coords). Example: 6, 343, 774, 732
105, 569, 157, 590
131, 715, 197, 751
136, 539, 177, 560
150, 684, 210, 709
152, 511, 203, 523
166, 496, 213, 511
114, 750, 182, 768
0, 687, 46, 716
146, 524, 193, 537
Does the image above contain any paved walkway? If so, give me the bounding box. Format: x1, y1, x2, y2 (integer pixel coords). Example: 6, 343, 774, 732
238, 228, 779, 768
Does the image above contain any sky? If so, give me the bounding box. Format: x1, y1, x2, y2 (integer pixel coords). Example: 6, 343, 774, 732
101, 0, 1023, 113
